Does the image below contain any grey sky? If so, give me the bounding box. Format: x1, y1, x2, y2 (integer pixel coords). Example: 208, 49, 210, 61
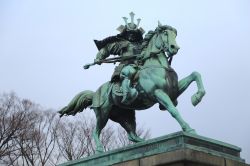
0, 0, 250, 162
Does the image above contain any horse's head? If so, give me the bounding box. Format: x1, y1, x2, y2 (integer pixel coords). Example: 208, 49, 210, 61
155, 22, 180, 57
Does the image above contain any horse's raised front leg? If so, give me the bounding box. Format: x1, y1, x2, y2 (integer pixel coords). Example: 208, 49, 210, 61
178, 71, 206, 106
154, 89, 196, 134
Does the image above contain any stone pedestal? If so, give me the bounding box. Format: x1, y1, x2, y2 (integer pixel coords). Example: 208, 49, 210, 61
59, 131, 249, 166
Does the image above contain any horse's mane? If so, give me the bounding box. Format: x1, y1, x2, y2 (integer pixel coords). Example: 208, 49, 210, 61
141, 25, 177, 51
141, 30, 155, 50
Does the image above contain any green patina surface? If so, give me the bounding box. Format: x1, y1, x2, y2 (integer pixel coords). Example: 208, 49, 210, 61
59, 12, 206, 153
58, 132, 245, 166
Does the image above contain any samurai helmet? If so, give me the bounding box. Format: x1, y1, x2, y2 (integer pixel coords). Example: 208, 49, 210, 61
117, 12, 145, 34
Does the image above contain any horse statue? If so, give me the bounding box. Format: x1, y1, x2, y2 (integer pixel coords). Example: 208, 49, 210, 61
58, 23, 206, 153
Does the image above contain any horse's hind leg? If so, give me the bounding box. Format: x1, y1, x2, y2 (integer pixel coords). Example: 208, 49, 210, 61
93, 103, 112, 153
178, 71, 206, 106
110, 107, 144, 143
154, 89, 196, 134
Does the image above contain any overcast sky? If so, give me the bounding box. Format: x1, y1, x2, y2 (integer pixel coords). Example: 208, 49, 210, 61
0, 0, 250, 162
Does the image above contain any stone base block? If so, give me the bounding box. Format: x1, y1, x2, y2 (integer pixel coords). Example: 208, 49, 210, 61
59, 131, 249, 166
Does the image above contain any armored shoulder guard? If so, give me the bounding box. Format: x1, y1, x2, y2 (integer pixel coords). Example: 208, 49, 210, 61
94, 36, 122, 50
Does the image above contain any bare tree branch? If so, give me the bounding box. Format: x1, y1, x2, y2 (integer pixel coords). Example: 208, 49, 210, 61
0, 92, 151, 166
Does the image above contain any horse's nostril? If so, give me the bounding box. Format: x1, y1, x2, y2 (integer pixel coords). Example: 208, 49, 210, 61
170, 45, 175, 49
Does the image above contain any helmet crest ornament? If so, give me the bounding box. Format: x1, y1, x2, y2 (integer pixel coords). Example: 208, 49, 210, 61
117, 12, 145, 34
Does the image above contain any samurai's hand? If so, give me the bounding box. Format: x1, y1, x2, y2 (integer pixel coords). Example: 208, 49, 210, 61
94, 58, 102, 65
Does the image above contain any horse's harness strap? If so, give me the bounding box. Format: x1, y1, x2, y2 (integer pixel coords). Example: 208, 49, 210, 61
139, 65, 174, 72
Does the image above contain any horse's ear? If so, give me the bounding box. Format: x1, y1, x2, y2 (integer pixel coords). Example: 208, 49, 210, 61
158, 20, 163, 27
155, 34, 163, 49
157, 21, 164, 33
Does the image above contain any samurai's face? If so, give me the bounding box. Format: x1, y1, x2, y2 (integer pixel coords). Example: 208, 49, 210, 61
121, 29, 143, 42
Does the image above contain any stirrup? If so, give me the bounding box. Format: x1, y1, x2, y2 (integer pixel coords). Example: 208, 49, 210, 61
121, 89, 138, 104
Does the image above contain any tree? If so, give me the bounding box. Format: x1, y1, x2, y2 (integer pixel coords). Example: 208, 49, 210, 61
0, 93, 35, 165
56, 113, 151, 164
56, 114, 118, 161
56, 120, 89, 161
16, 110, 60, 166
0, 92, 151, 166
0, 93, 60, 166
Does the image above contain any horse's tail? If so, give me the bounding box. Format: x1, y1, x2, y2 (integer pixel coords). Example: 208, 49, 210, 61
58, 90, 94, 117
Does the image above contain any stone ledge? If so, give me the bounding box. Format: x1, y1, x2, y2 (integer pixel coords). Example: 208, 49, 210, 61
135, 149, 249, 166
58, 131, 248, 166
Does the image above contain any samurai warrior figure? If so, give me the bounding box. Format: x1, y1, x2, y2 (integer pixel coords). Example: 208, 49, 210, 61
94, 12, 145, 104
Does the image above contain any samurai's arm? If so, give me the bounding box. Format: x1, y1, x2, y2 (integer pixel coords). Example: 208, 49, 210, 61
94, 41, 128, 63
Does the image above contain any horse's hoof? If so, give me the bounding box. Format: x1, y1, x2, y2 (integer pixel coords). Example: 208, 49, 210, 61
191, 94, 200, 106
95, 149, 104, 154
135, 137, 145, 142
185, 129, 197, 135
128, 134, 145, 143
191, 93, 202, 106
95, 146, 104, 154
192, 90, 206, 106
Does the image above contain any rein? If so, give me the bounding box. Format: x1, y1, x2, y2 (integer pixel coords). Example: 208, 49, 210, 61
139, 65, 174, 72
139, 32, 174, 66
158, 32, 174, 65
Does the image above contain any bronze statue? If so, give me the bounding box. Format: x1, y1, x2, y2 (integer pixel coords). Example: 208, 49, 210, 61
59, 12, 206, 153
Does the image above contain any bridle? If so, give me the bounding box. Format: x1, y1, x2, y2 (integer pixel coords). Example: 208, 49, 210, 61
155, 31, 174, 65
